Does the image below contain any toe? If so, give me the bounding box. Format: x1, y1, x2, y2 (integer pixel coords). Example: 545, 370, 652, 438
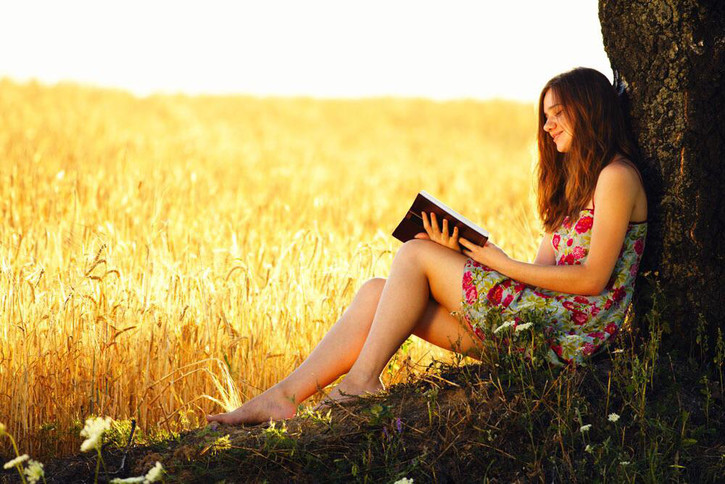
206, 413, 227, 424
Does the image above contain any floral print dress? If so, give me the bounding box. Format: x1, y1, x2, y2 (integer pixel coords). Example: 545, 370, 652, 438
461, 208, 647, 365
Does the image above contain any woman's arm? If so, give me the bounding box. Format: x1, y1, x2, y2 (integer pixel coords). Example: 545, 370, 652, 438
533, 233, 556, 265
460, 163, 640, 296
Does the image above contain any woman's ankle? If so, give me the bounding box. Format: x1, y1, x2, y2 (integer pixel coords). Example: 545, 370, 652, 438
268, 382, 302, 406
340, 373, 384, 392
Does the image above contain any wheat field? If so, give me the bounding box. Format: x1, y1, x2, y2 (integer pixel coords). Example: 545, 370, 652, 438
0, 78, 539, 457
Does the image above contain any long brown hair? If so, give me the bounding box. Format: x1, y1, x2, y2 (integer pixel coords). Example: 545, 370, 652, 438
537, 67, 637, 231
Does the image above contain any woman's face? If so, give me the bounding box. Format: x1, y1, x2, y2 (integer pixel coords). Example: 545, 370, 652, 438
543, 89, 573, 153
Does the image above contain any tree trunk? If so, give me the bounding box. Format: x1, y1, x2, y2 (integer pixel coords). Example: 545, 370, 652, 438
599, 0, 724, 357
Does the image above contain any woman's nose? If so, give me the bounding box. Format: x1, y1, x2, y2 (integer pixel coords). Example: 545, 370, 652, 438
543, 118, 555, 132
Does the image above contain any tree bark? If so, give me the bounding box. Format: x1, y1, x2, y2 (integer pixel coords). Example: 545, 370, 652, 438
599, 0, 725, 356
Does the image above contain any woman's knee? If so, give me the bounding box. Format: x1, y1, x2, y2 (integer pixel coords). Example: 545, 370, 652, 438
395, 239, 450, 276
395, 239, 433, 264
358, 277, 386, 300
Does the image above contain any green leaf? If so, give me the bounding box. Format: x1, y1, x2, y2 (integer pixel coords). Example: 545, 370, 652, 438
681, 438, 697, 447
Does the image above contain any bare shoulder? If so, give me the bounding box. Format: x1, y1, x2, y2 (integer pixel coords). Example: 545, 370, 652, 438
600, 156, 640, 182
595, 156, 648, 221
596, 157, 642, 193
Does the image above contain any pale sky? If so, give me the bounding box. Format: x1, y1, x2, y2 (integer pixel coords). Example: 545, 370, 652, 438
0, 0, 612, 101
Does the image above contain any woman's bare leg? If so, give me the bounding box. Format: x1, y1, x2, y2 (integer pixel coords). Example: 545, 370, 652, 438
207, 240, 474, 424
325, 240, 470, 401
206, 278, 386, 425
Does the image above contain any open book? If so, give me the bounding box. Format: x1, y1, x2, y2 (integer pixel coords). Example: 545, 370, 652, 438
392, 191, 489, 247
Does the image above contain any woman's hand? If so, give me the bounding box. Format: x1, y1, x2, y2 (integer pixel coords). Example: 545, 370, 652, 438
459, 237, 510, 270
414, 212, 461, 251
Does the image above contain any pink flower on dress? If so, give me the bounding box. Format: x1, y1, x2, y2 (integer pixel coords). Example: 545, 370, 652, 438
582, 342, 598, 356
487, 285, 503, 305
562, 301, 576, 311
590, 305, 601, 317
575, 215, 594, 234
604, 322, 619, 335
572, 246, 586, 260
634, 238, 644, 255
572, 310, 588, 325
462, 271, 473, 290
612, 287, 626, 303
514, 282, 526, 292
552, 234, 561, 250
465, 285, 478, 305
567, 238, 573, 247
604, 300, 613, 310
588, 331, 605, 340
630, 263, 640, 277
551, 344, 563, 356
574, 296, 589, 304
502, 294, 514, 308
563, 253, 576, 265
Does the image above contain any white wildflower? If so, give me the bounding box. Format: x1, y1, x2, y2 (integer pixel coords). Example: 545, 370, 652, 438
3, 454, 29, 469
80, 416, 112, 452
24, 460, 45, 484
608, 413, 620, 422
584, 444, 593, 453
393, 478, 414, 484
493, 320, 516, 334
579, 424, 592, 433
515, 322, 533, 332
110, 461, 165, 484
620, 461, 631, 465
145, 461, 164, 482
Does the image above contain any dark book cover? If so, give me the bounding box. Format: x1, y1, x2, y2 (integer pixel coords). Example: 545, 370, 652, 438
392, 191, 489, 247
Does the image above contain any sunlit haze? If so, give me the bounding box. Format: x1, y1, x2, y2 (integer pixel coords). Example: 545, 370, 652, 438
0, 0, 611, 101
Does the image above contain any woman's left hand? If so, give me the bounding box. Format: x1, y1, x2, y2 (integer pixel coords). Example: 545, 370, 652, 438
459, 237, 510, 270
414, 212, 461, 251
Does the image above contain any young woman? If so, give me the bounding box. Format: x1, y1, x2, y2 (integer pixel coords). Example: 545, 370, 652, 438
207, 67, 647, 426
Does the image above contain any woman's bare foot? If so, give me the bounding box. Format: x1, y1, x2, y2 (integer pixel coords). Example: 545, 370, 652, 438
315, 376, 385, 409
206, 387, 297, 426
